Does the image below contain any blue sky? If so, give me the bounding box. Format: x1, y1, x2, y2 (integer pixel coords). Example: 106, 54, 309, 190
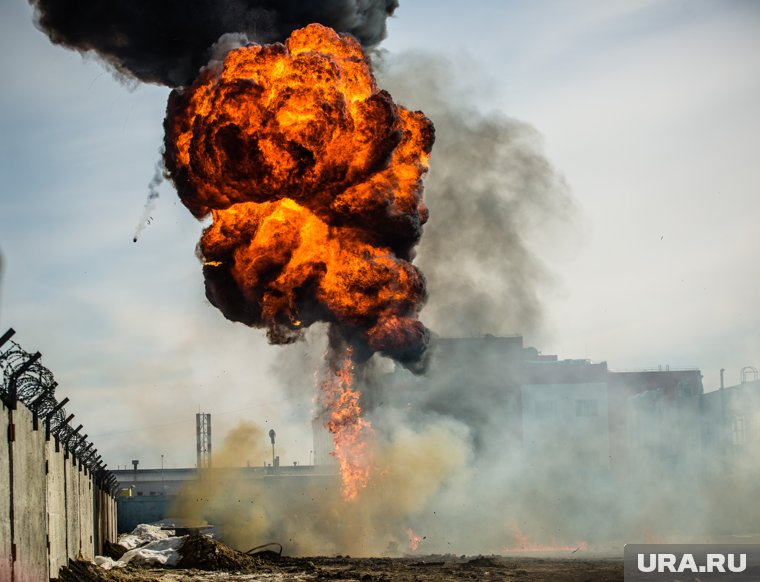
1, 0, 758, 468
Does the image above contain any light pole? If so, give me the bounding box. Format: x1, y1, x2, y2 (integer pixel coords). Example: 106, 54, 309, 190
269, 429, 276, 469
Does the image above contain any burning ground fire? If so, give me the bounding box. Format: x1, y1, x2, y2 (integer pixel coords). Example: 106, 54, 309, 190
406, 528, 424, 552
502, 523, 588, 554
163, 24, 435, 498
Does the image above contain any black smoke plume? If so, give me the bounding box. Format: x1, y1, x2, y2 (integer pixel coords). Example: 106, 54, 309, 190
28, 0, 398, 87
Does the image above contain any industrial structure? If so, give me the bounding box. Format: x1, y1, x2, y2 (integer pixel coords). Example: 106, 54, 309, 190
109, 335, 759, 532
196, 412, 212, 469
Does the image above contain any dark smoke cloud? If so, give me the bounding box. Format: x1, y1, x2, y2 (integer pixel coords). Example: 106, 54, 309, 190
375, 53, 578, 340
28, 0, 398, 87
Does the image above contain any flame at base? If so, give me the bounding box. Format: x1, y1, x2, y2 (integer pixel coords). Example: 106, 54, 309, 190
319, 347, 373, 501
502, 522, 588, 554
406, 528, 423, 551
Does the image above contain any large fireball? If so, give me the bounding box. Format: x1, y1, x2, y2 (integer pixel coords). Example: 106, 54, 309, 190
164, 24, 434, 367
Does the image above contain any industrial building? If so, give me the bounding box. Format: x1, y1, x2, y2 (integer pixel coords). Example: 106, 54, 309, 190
109, 335, 758, 531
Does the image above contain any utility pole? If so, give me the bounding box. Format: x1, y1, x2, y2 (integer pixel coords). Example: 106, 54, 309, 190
269, 429, 276, 470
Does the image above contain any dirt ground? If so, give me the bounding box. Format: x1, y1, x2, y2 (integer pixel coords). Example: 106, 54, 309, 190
56, 534, 623, 581
59, 554, 624, 581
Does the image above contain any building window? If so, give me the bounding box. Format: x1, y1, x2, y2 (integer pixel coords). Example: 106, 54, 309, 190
676, 382, 692, 398
534, 400, 555, 417
576, 399, 598, 417
732, 414, 746, 445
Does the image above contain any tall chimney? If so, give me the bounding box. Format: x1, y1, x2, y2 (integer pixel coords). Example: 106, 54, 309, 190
196, 413, 211, 469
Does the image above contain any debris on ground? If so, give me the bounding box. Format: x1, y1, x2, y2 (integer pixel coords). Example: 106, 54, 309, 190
174, 534, 273, 572
102, 540, 128, 560
97, 536, 186, 570
117, 523, 176, 550
60, 553, 624, 581
466, 555, 505, 567
68, 524, 624, 581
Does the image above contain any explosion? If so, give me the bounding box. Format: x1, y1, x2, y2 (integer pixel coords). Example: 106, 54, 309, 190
163, 24, 435, 497
165, 23, 433, 366
318, 347, 373, 500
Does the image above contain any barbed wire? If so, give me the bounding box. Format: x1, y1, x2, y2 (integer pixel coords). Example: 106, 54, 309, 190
0, 332, 116, 491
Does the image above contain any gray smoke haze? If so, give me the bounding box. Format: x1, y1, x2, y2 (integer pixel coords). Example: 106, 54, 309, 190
28, 0, 398, 86
375, 53, 577, 340
236, 55, 760, 556
132, 159, 165, 243
237, 340, 760, 556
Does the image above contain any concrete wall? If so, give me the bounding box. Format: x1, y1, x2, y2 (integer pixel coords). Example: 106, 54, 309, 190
64, 454, 81, 560
0, 401, 12, 582
79, 466, 95, 560
11, 406, 48, 582
0, 400, 118, 581
47, 437, 67, 577
94, 485, 115, 555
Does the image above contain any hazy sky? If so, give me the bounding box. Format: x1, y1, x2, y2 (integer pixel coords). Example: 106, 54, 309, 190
1, 0, 758, 469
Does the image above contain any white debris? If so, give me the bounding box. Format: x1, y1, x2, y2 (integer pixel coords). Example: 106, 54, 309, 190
118, 523, 175, 550
97, 536, 186, 570
94, 556, 118, 570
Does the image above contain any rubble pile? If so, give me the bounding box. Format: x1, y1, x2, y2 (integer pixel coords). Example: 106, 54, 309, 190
175, 534, 273, 572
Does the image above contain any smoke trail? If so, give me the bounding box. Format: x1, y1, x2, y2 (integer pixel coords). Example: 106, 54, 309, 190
132, 160, 165, 243
376, 53, 578, 339
28, 0, 398, 87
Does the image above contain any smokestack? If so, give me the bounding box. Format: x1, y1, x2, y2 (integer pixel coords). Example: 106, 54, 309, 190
720, 368, 725, 389
131, 459, 139, 491
196, 413, 212, 470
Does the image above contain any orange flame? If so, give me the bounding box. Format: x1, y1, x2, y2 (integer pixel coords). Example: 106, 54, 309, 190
319, 348, 373, 500
406, 528, 423, 551
164, 23, 434, 366
502, 522, 588, 554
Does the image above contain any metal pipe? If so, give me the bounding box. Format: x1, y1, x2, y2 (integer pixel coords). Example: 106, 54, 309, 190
45, 397, 69, 420
45, 397, 70, 439
64, 424, 84, 447
51, 413, 75, 435
6, 351, 41, 408
0, 328, 15, 348
73, 434, 88, 454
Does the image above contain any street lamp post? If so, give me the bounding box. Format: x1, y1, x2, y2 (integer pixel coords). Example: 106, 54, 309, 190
268, 429, 276, 470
